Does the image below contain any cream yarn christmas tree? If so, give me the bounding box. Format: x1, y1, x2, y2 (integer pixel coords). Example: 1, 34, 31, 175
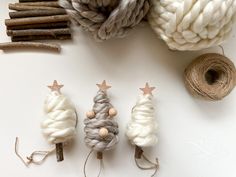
41, 80, 77, 162
126, 83, 159, 177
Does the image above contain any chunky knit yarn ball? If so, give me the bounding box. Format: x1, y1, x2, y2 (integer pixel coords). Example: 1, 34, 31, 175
59, 0, 150, 40
148, 0, 236, 51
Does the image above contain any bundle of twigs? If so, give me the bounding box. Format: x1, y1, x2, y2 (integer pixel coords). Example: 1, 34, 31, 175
1, 0, 72, 52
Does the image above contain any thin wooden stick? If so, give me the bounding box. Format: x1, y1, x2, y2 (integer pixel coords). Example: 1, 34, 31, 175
7, 22, 69, 30
9, 9, 66, 18
11, 34, 72, 41
97, 152, 103, 160
9, 3, 60, 11
5, 15, 69, 27
19, 0, 57, 2
14, 2, 60, 8
135, 146, 143, 159
0, 42, 61, 52
56, 143, 64, 162
7, 28, 71, 37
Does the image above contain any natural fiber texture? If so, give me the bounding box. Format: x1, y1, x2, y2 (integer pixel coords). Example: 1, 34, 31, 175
84, 90, 119, 152
184, 53, 236, 101
59, 0, 150, 40
148, 0, 236, 51
126, 94, 158, 147
41, 91, 77, 144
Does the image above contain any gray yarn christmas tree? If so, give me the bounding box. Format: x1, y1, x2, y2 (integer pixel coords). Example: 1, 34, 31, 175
84, 80, 119, 160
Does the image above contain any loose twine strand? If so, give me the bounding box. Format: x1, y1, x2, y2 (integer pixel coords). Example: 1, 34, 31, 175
14, 137, 55, 166
15, 109, 78, 166
135, 153, 159, 177
219, 45, 225, 56
184, 46, 236, 101
83, 150, 104, 177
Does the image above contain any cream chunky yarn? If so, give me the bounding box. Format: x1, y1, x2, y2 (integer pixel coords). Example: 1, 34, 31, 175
59, 0, 150, 40
41, 91, 77, 144
148, 0, 236, 51
126, 94, 158, 147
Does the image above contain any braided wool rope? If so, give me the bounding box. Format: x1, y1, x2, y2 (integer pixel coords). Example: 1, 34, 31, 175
126, 94, 158, 147
148, 0, 236, 51
184, 53, 236, 101
84, 90, 119, 152
41, 91, 77, 144
59, 0, 150, 40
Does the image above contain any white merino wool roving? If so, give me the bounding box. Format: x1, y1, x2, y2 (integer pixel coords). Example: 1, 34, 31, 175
41, 91, 77, 144
148, 0, 236, 51
126, 94, 158, 147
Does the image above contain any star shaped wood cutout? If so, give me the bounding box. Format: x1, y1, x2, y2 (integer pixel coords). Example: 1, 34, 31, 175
140, 83, 156, 95
97, 80, 111, 92
48, 80, 64, 94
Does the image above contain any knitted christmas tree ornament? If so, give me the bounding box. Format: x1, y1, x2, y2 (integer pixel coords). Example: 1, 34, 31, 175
126, 83, 159, 177
84, 80, 119, 177
15, 80, 77, 165
41, 80, 77, 162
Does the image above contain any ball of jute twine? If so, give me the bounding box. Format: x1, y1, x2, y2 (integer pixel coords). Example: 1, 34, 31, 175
184, 53, 236, 101
59, 0, 150, 41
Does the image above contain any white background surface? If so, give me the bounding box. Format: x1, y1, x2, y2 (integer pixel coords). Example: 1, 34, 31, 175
1, 1, 236, 177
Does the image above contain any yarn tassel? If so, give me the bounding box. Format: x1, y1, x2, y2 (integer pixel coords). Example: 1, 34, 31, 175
83, 150, 104, 177
134, 146, 159, 177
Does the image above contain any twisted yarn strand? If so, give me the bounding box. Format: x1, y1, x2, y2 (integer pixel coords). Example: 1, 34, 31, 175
126, 94, 158, 147
41, 91, 77, 144
59, 0, 150, 40
84, 90, 119, 152
148, 0, 236, 51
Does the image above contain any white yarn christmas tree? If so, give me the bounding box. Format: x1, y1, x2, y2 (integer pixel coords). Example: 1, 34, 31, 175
41, 80, 77, 162
126, 83, 159, 177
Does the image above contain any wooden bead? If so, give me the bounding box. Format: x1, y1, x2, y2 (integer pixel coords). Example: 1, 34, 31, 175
86, 111, 95, 119
99, 128, 108, 138
109, 108, 117, 117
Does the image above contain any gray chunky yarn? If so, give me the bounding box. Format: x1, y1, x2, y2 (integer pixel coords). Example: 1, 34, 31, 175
84, 90, 119, 152
59, 0, 150, 40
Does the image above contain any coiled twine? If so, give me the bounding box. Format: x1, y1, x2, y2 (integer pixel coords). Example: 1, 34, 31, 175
184, 53, 236, 101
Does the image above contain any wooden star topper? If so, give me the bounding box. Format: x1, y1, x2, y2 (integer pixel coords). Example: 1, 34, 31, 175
140, 83, 156, 95
96, 80, 111, 92
48, 80, 64, 94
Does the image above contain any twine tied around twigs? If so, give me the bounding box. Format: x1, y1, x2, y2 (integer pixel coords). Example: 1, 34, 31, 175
184, 53, 236, 101
14, 137, 55, 166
